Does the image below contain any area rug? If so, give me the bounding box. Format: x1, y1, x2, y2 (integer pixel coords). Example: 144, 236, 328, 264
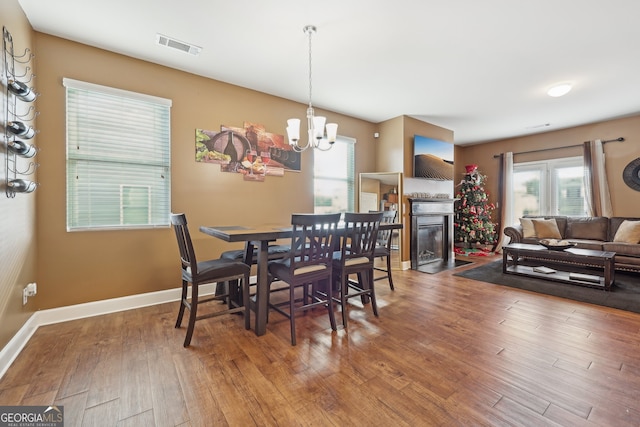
453, 261, 640, 314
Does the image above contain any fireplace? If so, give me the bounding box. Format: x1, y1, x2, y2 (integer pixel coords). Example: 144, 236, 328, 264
409, 198, 455, 270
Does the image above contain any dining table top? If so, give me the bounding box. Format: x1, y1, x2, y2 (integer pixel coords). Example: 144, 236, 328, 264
199, 224, 293, 242
199, 221, 403, 243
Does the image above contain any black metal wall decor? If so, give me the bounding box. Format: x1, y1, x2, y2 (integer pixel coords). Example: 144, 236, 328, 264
623, 158, 640, 192
3, 26, 39, 197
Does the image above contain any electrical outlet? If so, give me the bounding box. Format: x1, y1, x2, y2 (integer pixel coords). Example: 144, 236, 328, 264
26, 282, 37, 296
22, 282, 37, 305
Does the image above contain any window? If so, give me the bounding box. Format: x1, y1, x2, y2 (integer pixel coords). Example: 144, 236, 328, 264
511, 156, 587, 224
313, 136, 355, 213
64, 78, 171, 231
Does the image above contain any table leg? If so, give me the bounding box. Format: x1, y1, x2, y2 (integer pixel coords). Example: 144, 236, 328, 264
604, 256, 614, 291
254, 240, 270, 336
503, 249, 508, 273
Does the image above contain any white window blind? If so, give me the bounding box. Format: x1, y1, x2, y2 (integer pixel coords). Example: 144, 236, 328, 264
64, 78, 172, 231
313, 136, 355, 213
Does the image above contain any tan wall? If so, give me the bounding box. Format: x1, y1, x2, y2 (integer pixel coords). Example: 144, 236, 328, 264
457, 115, 640, 223
32, 33, 377, 310
375, 117, 404, 172
0, 0, 37, 350
400, 116, 454, 262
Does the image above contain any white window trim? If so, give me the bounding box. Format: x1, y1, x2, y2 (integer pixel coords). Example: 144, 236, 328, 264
511, 155, 586, 224
65, 79, 172, 231
313, 136, 356, 213
62, 78, 172, 106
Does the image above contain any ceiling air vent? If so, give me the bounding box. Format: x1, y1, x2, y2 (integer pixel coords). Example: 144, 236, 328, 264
156, 33, 202, 56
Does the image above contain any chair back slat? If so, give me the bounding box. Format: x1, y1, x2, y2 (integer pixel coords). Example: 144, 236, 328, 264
342, 212, 383, 262
287, 213, 341, 274
170, 213, 198, 276
371, 210, 397, 247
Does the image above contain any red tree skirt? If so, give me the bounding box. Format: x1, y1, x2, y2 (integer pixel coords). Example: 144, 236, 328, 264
454, 246, 494, 257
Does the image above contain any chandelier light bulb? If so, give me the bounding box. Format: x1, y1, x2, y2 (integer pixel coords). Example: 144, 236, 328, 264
286, 118, 301, 144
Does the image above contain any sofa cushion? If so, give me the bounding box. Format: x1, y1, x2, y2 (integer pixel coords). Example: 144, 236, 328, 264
569, 239, 605, 251
565, 217, 609, 241
613, 220, 640, 244
609, 217, 637, 240
520, 218, 536, 238
532, 218, 562, 239
603, 242, 640, 257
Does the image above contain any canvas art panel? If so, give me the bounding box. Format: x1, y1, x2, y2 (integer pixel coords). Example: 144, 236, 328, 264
195, 122, 302, 181
413, 135, 454, 180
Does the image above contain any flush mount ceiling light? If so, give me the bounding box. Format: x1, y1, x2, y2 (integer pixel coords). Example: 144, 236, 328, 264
286, 25, 338, 152
547, 83, 572, 97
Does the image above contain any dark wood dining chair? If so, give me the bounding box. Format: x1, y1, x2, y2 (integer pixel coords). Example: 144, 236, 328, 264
267, 213, 341, 345
333, 211, 383, 327
371, 210, 398, 290
170, 213, 251, 347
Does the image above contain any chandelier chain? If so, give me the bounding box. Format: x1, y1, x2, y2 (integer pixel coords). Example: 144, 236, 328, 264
307, 27, 313, 108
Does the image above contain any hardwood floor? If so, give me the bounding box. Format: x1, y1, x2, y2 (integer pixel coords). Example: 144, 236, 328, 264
2, 254, 640, 426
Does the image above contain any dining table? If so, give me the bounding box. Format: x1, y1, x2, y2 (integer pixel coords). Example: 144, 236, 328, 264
200, 221, 403, 336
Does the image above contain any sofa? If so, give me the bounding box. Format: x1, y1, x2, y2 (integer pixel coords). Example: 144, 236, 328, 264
503, 216, 640, 273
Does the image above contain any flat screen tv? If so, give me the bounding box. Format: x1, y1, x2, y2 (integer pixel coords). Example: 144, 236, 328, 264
413, 135, 454, 180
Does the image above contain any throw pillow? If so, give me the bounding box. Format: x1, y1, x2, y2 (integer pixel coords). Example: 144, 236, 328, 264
520, 218, 536, 238
532, 218, 562, 239
613, 220, 640, 243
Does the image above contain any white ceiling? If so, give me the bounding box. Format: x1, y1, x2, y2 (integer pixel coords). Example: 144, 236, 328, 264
17, 0, 640, 145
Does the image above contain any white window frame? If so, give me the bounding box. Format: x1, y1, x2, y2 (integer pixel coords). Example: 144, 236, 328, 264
313, 136, 356, 213
64, 78, 172, 231
511, 156, 587, 224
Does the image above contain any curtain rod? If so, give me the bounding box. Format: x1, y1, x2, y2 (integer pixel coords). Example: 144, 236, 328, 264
492, 137, 624, 158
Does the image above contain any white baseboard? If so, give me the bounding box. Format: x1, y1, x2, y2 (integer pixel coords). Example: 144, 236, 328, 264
0, 314, 40, 381
0, 282, 220, 379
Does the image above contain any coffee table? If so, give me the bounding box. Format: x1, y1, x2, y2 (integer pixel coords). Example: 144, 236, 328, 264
502, 243, 615, 291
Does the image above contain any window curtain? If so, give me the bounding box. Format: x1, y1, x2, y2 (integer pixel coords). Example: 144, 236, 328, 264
583, 140, 613, 217
492, 152, 513, 252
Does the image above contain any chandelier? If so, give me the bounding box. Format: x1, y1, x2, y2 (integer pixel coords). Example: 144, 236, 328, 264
286, 25, 338, 152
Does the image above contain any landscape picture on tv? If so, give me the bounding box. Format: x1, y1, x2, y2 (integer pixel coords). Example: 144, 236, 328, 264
413, 135, 454, 180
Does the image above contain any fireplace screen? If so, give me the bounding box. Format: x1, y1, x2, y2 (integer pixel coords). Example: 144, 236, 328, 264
413, 216, 445, 266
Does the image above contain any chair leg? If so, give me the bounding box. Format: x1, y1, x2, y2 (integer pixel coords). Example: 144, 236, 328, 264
357, 272, 368, 305
340, 274, 349, 328
386, 255, 394, 290
175, 279, 188, 328
325, 280, 337, 331
228, 280, 242, 309
184, 283, 198, 347
289, 284, 297, 346
303, 282, 310, 306
367, 270, 379, 317
243, 274, 251, 330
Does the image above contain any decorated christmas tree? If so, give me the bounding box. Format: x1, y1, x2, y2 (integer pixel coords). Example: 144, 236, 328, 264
454, 164, 497, 247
